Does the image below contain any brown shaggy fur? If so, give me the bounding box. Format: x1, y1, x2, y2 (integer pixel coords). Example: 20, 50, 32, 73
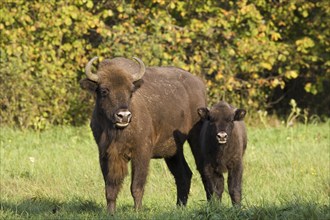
80, 57, 206, 213
196, 101, 247, 206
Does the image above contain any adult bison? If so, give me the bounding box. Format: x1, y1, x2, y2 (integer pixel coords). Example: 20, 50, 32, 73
197, 101, 247, 205
80, 56, 206, 213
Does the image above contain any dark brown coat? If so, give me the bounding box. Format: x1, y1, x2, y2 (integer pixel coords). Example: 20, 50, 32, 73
80, 57, 206, 213
197, 101, 247, 205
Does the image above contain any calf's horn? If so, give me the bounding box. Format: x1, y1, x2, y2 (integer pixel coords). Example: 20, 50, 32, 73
132, 57, 145, 81
85, 56, 99, 82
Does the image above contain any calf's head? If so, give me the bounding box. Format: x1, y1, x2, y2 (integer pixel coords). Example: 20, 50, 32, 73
198, 101, 246, 144
80, 57, 145, 128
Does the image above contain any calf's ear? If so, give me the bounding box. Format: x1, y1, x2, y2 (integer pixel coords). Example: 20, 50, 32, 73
80, 78, 98, 93
234, 109, 246, 121
197, 107, 209, 120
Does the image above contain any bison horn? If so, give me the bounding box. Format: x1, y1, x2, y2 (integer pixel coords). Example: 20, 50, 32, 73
132, 57, 145, 81
85, 56, 99, 82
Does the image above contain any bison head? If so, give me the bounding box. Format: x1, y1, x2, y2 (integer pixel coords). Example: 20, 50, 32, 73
198, 101, 246, 144
80, 57, 145, 128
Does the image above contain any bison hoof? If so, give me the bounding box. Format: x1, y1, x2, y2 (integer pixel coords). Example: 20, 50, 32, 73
107, 203, 116, 215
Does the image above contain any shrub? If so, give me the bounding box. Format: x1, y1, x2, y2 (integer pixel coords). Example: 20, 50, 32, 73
1, 0, 328, 129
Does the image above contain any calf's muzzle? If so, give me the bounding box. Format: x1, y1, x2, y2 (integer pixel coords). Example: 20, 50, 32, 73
217, 131, 228, 144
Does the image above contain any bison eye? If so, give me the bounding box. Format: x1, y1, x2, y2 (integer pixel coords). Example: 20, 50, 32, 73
100, 88, 109, 97
227, 118, 234, 123
208, 117, 215, 123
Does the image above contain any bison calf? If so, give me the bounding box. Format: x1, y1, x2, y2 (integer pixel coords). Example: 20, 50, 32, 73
197, 101, 247, 205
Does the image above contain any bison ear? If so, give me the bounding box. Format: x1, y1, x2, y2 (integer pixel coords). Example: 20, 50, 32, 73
132, 79, 144, 92
234, 109, 246, 121
197, 107, 209, 120
80, 78, 98, 93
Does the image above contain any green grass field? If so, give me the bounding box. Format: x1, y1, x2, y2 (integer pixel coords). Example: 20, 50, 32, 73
1, 122, 329, 219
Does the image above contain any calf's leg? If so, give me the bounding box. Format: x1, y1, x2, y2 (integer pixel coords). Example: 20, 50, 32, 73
203, 164, 217, 201
228, 161, 243, 206
213, 172, 225, 201
187, 127, 212, 201
202, 173, 213, 201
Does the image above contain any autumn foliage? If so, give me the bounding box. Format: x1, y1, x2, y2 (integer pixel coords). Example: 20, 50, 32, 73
1, 0, 329, 129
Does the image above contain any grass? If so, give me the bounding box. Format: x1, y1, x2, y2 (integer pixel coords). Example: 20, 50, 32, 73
0, 122, 329, 219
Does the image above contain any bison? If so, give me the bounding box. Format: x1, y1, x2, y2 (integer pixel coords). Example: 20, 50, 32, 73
80, 56, 206, 213
197, 101, 247, 205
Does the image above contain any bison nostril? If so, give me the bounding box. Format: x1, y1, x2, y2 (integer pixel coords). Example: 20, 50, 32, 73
115, 110, 132, 121
217, 132, 227, 139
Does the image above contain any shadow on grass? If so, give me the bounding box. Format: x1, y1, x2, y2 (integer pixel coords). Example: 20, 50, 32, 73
1, 197, 329, 219
0, 197, 103, 219
186, 201, 330, 220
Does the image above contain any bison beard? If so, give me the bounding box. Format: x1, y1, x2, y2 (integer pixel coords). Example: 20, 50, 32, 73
80, 56, 207, 214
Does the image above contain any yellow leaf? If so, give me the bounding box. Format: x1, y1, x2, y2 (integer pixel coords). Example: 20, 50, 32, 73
107, 10, 114, 17
71, 12, 78, 19
271, 79, 280, 88
285, 70, 298, 79
260, 62, 272, 70
183, 38, 192, 43
304, 83, 317, 94
193, 55, 202, 62
228, 48, 235, 56
86, 1, 93, 9
252, 73, 259, 79
227, 84, 233, 91
215, 72, 224, 80
65, 17, 72, 26
117, 5, 123, 12
304, 83, 312, 92
302, 10, 308, 18
271, 32, 281, 41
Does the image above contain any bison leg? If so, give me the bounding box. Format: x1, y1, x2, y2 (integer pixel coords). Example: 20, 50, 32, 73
105, 181, 124, 214
165, 153, 192, 206
227, 161, 243, 206
130, 156, 150, 211
203, 164, 215, 201
213, 172, 225, 201
99, 155, 126, 214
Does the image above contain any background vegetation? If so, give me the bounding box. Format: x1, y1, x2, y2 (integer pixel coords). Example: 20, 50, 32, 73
1, 122, 329, 219
1, 2, 329, 219
1, 0, 329, 129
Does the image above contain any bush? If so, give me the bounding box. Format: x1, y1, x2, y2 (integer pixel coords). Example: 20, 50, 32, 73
1, 0, 329, 129
0, 1, 99, 129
